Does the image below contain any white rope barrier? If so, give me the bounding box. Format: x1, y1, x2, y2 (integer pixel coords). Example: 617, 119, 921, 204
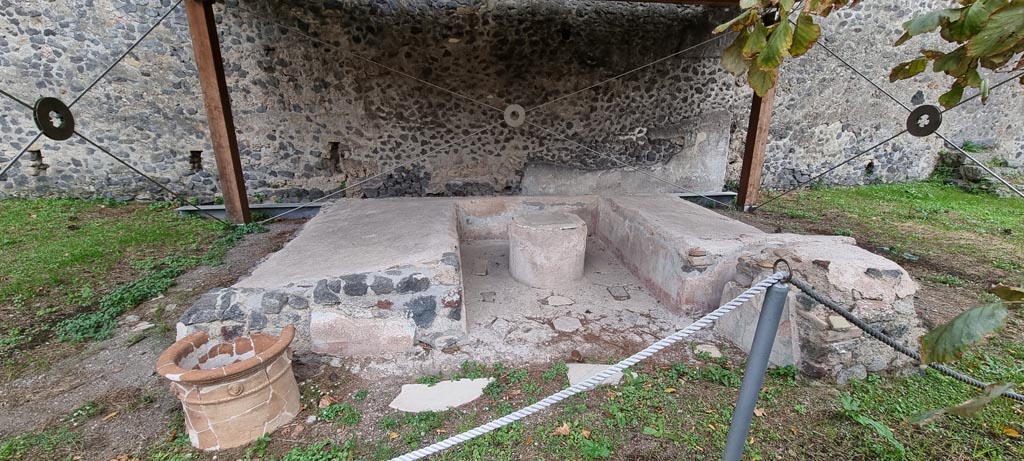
390, 272, 788, 461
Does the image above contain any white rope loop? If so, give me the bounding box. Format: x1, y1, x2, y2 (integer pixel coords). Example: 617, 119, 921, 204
390, 272, 786, 461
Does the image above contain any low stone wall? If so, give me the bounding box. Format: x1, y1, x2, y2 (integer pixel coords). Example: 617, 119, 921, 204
178, 262, 464, 355
716, 244, 922, 384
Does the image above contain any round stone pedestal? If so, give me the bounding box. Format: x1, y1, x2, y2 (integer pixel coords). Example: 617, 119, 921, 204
509, 212, 587, 288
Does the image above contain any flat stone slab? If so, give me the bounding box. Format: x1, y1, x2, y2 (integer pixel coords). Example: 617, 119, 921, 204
553, 316, 583, 332
388, 378, 493, 413
545, 295, 575, 306
567, 363, 625, 386
695, 344, 723, 358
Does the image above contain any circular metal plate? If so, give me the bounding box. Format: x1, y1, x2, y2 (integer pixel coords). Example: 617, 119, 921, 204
906, 104, 941, 137
503, 104, 525, 128
33, 97, 75, 141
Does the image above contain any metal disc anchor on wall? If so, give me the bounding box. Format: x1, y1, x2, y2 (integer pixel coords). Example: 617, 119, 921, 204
906, 104, 941, 137
33, 97, 76, 141
503, 104, 525, 128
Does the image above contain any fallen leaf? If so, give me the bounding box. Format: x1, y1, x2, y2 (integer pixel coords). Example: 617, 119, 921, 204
664, 388, 676, 394
790, 427, 798, 435
1003, 427, 1021, 438
753, 408, 767, 418
553, 422, 571, 436
582, 429, 591, 439
525, 435, 534, 445
389, 432, 400, 440
318, 395, 336, 408
436, 428, 448, 434
102, 411, 119, 421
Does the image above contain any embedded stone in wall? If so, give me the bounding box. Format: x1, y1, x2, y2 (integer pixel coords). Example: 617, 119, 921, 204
177, 264, 465, 358
310, 312, 416, 356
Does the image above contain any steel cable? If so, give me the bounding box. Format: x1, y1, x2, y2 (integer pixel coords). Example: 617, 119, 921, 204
789, 276, 1024, 403
389, 272, 788, 461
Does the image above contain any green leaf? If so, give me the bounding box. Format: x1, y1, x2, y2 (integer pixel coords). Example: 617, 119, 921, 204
932, 46, 970, 76
963, 67, 982, 87
714, 9, 757, 34
967, 2, 1024, 57
889, 57, 929, 82
948, 382, 1013, 418
739, 0, 760, 8
919, 302, 1008, 363
748, 65, 778, 96
790, 13, 821, 57
938, 83, 965, 108
910, 408, 948, 426
980, 76, 990, 103
911, 382, 1012, 426
743, 18, 769, 58
894, 31, 913, 47
779, 0, 795, 13
721, 31, 752, 76
945, 0, 995, 43
856, 415, 905, 453
902, 8, 962, 37
757, 20, 794, 70
989, 285, 1024, 304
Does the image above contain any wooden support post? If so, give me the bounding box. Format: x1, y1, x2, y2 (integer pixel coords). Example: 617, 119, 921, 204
736, 85, 777, 211
184, 0, 250, 224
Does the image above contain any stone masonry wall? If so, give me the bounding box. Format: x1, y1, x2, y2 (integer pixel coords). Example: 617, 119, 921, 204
177, 259, 465, 356
1, 0, 1022, 201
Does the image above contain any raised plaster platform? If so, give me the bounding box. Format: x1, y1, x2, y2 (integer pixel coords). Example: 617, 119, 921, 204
177, 195, 923, 382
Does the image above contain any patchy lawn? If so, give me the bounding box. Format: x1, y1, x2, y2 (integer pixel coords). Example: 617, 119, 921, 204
1, 186, 1022, 461
740, 181, 1024, 288
0, 199, 230, 375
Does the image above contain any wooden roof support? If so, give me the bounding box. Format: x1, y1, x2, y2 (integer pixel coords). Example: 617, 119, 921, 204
736, 86, 777, 211
184, 0, 250, 224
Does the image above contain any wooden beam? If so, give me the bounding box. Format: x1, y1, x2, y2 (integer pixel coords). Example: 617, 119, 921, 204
184, 0, 250, 224
736, 86, 777, 211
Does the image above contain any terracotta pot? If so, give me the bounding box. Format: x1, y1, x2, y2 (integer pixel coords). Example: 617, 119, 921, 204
156, 325, 300, 451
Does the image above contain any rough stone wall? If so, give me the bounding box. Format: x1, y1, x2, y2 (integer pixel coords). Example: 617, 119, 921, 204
178, 260, 465, 355
1, 0, 1021, 201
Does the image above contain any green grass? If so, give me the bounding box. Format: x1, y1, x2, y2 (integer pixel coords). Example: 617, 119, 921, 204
54, 223, 265, 342
0, 199, 222, 311
762, 181, 1024, 283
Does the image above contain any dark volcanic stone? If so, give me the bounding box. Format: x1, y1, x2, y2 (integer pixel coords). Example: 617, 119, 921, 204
261, 291, 287, 314
287, 294, 309, 310
865, 268, 902, 279
179, 302, 218, 325
341, 274, 368, 296
441, 252, 459, 269
248, 312, 268, 330
313, 280, 340, 304
397, 274, 430, 293
371, 276, 394, 295
405, 296, 437, 327
219, 303, 246, 321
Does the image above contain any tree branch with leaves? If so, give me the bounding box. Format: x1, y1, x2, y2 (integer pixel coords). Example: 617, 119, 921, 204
716, 0, 1024, 105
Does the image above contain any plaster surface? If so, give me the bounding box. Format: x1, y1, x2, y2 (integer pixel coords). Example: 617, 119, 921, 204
236, 198, 459, 288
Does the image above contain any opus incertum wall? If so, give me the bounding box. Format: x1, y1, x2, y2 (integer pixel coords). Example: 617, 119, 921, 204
1, 0, 1021, 203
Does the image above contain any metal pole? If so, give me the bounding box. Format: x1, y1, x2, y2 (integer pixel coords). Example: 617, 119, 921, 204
723, 282, 789, 461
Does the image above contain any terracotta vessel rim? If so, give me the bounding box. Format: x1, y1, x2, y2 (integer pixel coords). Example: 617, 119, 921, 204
156, 325, 295, 385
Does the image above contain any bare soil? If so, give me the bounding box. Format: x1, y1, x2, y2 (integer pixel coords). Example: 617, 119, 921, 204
0, 220, 304, 460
